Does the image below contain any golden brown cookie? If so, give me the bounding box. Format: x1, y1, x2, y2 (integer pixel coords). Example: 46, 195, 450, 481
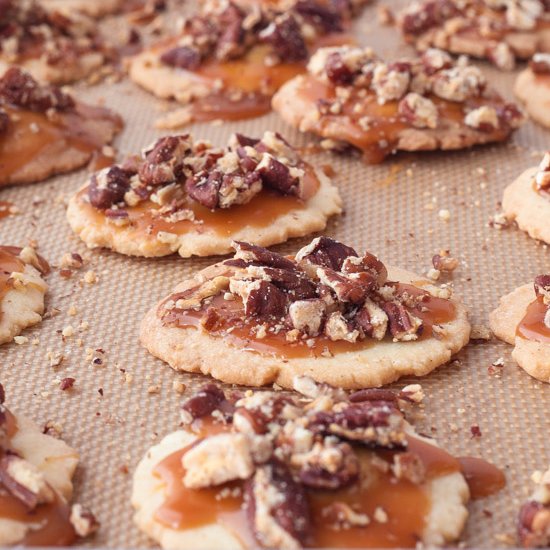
132, 378, 507, 549
272, 46, 523, 163
515, 53, 550, 127
0, 68, 122, 187
0, 246, 49, 345
502, 153, 550, 245
489, 275, 550, 383
129, 0, 367, 126
0, 383, 98, 544
398, 0, 550, 70
67, 132, 342, 258
140, 238, 470, 389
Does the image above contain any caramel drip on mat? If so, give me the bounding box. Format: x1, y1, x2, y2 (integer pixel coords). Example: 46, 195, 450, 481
295, 78, 511, 163
162, 283, 456, 359
153, 431, 505, 548
0, 409, 76, 546
0, 104, 122, 183
515, 296, 550, 344
458, 457, 506, 499
78, 166, 320, 238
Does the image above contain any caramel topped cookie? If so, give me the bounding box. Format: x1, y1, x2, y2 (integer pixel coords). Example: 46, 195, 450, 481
490, 275, 550, 383
140, 237, 470, 388
399, 0, 550, 70
515, 53, 550, 127
129, 0, 368, 125
67, 132, 342, 258
0, 383, 98, 544
0, 245, 49, 345
0, 0, 106, 84
133, 378, 506, 549
518, 466, 550, 547
272, 46, 523, 163
502, 152, 550, 245
0, 68, 122, 186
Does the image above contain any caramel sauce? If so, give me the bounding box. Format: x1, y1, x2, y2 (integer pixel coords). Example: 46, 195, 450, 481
78, 165, 320, 239
295, 77, 510, 163
162, 283, 456, 359
458, 457, 506, 499
152, 428, 503, 548
0, 201, 15, 220
0, 104, 122, 184
89, 150, 116, 172
515, 296, 550, 344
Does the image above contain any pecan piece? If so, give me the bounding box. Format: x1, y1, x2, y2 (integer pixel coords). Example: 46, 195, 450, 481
398, 92, 438, 129
464, 106, 500, 132
381, 302, 423, 341
518, 501, 550, 548
530, 53, 550, 74
372, 62, 410, 104
294, 0, 344, 33
534, 275, 550, 305
259, 13, 308, 62
230, 279, 289, 319
88, 166, 131, 210
160, 46, 202, 70
181, 384, 226, 423
139, 135, 192, 186
324, 311, 361, 342
244, 266, 316, 300
317, 267, 372, 304
232, 242, 296, 271
354, 298, 389, 340
288, 299, 326, 336
432, 251, 459, 272
246, 463, 311, 550
341, 252, 388, 285
296, 237, 358, 271
70, 504, 99, 538
324, 52, 356, 85
215, 3, 246, 60
256, 154, 300, 196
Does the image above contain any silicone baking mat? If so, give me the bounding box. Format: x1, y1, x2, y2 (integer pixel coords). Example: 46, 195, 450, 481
0, 1, 548, 547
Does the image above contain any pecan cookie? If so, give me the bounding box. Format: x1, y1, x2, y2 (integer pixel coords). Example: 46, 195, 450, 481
0, 383, 98, 544
140, 238, 470, 388
67, 132, 342, 258
0, 246, 49, 345
272, 46, 523, 163
398, 0, 550, 71
0, 0, 106, 84
128, 0, 367, 126
0, 68, 122, 187
489, 275, 550, 383
502, 153, 550, 245
518, 466, 550, 547
515, 53, 550, 127
132, 378, 506, 548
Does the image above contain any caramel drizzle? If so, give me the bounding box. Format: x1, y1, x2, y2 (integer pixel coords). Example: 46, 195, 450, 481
516, 296, 550, 344
78, 164, 320, 239
295, 78, 511, 163
0, 409, 76, 546
152, 426, 504, 548
0, 104, 122, 184
161, 283, 456, 359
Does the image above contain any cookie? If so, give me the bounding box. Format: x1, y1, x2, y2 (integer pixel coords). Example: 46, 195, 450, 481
502, 153, 550, 245
515, 53, 550, 128
0, 0, 105, 84
0, 68, 122, 187
398, 0, 550, 70
131, 378, 505, 548
489, 275, 550, 383
129, 0, 367, 126
272, 46, 523, 163
518, 466, 550, 547
0, 383, 98, 544
0, 246, 49, 345
67, 132, 342, 258
140, 237, 470, 389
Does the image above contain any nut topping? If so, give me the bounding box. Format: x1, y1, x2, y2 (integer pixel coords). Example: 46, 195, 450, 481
534, 274, 550, 306
534, 152, 550, 192
518, 466, 550, 547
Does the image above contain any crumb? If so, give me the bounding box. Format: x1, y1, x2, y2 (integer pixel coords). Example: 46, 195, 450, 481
13, 336, 28, 345
83, 271, 98, 284
438, 209, 451, 221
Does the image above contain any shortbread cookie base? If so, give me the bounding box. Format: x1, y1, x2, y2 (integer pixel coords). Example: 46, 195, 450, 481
0, 413, 79, 545
0, 264, 48, 345
272, 76, 511, 156
514, 68, 550, 128
140, 265, 471, 389
66, 168, 343, 258
502, 167, 550, 245
129, 49, 213, 103
132, 430, 469, 550
41, 0, 123, 17
489, 284, 550, 383
0, 52, 103, 86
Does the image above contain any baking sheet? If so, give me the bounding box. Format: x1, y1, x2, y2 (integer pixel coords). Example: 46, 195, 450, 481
0, 1, 549, 547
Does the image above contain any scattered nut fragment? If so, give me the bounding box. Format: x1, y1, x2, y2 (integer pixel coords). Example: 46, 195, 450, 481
70, 504, 100, 538
83, 271, 98, 285
59, 377, 75, 391
432, 251, 459, 273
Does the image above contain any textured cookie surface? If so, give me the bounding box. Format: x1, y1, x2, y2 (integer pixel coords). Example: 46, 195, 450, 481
514, 69, 550, 128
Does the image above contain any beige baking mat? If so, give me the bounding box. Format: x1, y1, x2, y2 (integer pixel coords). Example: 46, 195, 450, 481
0, 1, 549, 547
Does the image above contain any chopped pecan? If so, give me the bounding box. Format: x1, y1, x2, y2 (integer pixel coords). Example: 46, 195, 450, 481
464, 106, 499, 131
88, 166, 131, 210
400, 0, 460, 35
317, 267, 371, 304
341, 252, 388, 285
324, 311, 360, 342
534, 275, 550, 304
432, 65, 486, 102
295, 237, 358, 271
0, 67, 74, 112
256, 154, 300, 196
259, 13, 308, 62
245, 266, 317, 300
398, 92, 438, 129
432, 251, 459, 272
421, 48, 453, 75
233, 242, 296, 271
530, 53, 550, 74
70, 504, 99, 538
324, 52, 356, 85
160, 46, 202, 70
231, 279, 289, 319
215, 3, 246, 60
488, 42, 515, 71
288, 299, 326, 336
246, 463, 311, 549
139, 135, 192, 186
354, 298, 389, 340
372, 62, 410, 104
294, 0, 344, 32
518, 501, 550, 548
382, 302, 423, 341
181, 384, 226, 423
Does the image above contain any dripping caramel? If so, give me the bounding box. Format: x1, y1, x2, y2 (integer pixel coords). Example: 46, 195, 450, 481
516, 296, 550, 344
